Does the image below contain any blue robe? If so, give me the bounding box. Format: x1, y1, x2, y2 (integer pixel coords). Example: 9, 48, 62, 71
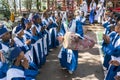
47, 22, 59, 49
58, 19, 83, 72
105, 33, 120, 80
89, 10, 95, 24
0, 62, 8, 79
7, 62, 38, 80
0, 41, 16, 79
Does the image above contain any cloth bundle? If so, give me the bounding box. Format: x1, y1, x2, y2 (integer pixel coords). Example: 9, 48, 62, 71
63, 32, 95, 51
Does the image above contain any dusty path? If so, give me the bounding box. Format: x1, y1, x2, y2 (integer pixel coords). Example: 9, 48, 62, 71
36, 25, 104, 80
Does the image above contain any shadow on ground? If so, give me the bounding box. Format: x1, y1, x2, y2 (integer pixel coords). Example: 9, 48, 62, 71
36, 30, 104, 80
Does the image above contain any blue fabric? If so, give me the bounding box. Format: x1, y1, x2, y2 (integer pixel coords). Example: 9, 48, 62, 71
32, 14, 40, 20
103, 22, 110, 28
89, 10, 95, 24
9, 47, 22, 61
0, 26, 8, 37
11, 64, 38, 79
12, 77, 25, 80
32, 46, 39, 67
49, 29, 56, 49
112, 46, 120, 57
0, 63, 8, 78
105, 65, 118, 80
67, 50, 78, 71
24, 19, 31, 24
58, 19, 83, 72
14, 24, 23, 34
103, 54, 111, 69
102, 33, 119, 56
31, 36, 39, 44
47, 23, 58, 30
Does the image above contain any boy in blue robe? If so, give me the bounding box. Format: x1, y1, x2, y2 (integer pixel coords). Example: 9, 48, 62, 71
57, 11, 84, 74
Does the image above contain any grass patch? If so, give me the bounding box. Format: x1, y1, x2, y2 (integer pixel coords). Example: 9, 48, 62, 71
97, 31, 104, 45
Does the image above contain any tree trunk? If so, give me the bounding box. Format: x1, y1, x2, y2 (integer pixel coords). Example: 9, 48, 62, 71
36, 0, 39, 11
14, 0, 16, 14
19, 0, 21, 14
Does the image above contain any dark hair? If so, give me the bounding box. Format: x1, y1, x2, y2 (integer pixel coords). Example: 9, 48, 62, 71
23, 13, 27, 17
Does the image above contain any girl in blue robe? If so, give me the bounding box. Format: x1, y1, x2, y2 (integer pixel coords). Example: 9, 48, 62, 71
0, 44, 8, 80
102, 24, 115, 70
12, 25, 31, 58
7, 47, 38, 80
42, 13, 51, 53
47, 17, 59, 49
32, 14, 46, 67
0, 25, 16, 79
89, 0, 96, 24
58, 12, 84, 74
104, 25, 120, 80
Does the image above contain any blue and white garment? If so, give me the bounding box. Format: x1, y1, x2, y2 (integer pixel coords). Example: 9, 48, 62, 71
76, 16, 86, 25
58, 19, 84, 72
89, 1, 96, 24
42, 18, 50, 53
14, 37, 32, 62
105, 33, 120, 80
0, 43, 8, 80
48, 17, 59, 49
31, 23, 45, 67
7, 63, 38, 80
0, 41, 17, 79
102, 31, 117, 70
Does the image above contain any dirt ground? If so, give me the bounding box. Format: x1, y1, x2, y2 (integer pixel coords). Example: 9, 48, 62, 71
36, 25, 105, 80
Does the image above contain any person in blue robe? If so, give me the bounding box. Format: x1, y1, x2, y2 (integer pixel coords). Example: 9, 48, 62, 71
104, 24, 120, 80
12, 24, 30, 53
102, 24, 115, 70
31, 14, 45, 67
0, 44, 8, 80
42, 12, 50, 53
7, 47, 38, 80
57, 11, 84, 74
0, 25, 16, 79
47, 17, 59, 49
21, 13, 27, 29
89, 0, 96, 24
76, 11, 86, 25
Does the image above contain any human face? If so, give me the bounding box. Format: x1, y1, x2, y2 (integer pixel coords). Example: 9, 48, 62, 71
25, 22, 32, 29
17, 30, 24, 38
115, 26, 120, 34
1, 32, 11, 41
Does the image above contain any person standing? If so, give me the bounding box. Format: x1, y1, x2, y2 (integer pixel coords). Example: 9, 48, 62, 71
89, 0, 96, 25
57, 11, 84, 74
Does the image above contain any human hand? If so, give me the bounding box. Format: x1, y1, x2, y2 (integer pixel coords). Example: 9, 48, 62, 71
114, 75, 120, 80
10, 39, 15, 47
25, 40, 31, 45
109, 60, 120, 66
0, 51, 5, 62
103, 34, 110, 44
57, 36, 64, 43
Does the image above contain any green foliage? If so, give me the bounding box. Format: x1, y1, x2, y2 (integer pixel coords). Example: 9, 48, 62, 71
0, 0, 10, 18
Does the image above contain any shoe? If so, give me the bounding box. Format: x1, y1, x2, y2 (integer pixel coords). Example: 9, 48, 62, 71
68, 70, 73, 74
